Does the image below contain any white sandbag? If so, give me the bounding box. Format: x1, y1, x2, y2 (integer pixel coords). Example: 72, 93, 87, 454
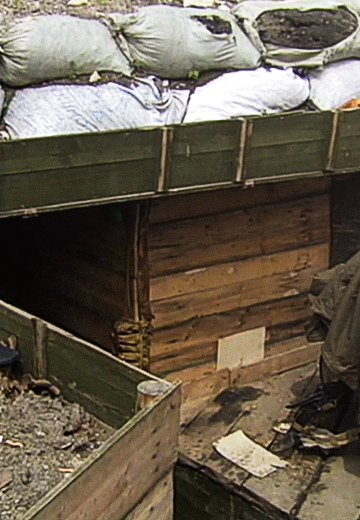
107, 5, 261, 79
309, 60, 360, 109
232, 0, 360, 68
0, 15, 132, 87
4, 78, 190, 139
183, 68, 310, 123
0, 86, 4, 112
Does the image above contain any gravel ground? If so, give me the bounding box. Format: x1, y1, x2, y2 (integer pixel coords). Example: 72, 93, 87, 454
0, 0, 175, 22
0, 376, 114, 520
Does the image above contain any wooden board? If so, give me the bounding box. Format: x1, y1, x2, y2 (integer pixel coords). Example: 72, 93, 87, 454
151, 243, 329, 329
245, 111, 333, 181
333, 109, 360, 172
24, 382, 181, 520
149, 193, 330, 277
124, 471, 173, 520
169, 120, 242, 189
150, 177, 331, 224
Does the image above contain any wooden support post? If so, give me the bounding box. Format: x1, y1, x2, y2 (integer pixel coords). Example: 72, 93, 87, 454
32, 318, 48, 379
136, 380, 173, 412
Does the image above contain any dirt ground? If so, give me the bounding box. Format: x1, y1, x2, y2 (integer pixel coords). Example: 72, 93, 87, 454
257, 7, 358, 50
0, 375, 114, 520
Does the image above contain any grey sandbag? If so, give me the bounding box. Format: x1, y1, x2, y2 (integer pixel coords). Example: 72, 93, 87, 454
4, 78, 190, 139
232, 0, 360, 68
107, 5, 261, 78
0, 14, 133, 87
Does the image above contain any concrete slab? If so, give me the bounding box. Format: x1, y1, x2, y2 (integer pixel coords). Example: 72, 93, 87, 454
299, 443, 360, 520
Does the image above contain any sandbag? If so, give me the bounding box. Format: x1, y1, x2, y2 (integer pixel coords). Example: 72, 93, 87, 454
309, 60, 360, 109
0, 15, 132, 87
0, 86, 4, 111
4, 78, 190, 139
183, 68, 310, 123
107, 5, 261, 79
232, 0, 360, 68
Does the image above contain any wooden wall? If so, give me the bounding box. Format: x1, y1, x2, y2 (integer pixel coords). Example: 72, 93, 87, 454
0, 203, 138, 351
148, 178, 331, 383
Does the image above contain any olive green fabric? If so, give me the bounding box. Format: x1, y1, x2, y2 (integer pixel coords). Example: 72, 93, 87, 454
309, 250, 360, 390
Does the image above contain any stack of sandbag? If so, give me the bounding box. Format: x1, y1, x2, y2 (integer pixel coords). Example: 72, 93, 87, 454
308, 60, 360, 109
184, 68, 310, 123
231, 0, 360, 68
0, 14, 132, 87
106, 5, 261, 78
4, 77, 190, 139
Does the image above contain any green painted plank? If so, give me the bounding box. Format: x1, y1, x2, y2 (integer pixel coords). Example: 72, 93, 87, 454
170, 150, 237, 189
0, 300, 36, 374
334, 110, 360, 171
0, 128, 162, 176
169, 120, 242, 189
46, 326, 153, 429
0, 159, 158, 213
245, 111, 333, 181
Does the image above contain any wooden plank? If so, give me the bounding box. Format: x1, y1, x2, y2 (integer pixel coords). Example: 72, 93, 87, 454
245, 111, 333, 181
149, 193, 330, 276
124, 471, 173, 520
0, 158, 158, 214
151, 244, 329, 328
169, 120, 242, 188
150, 295, 310, 362
230, 342, 321, 387
0, 127, 162, 175
166, 363, 229, 403
25, 383, 181, 520
150, 177, 331, 223
151, 237, 328, 302
46, 324, 159, 428
334, 109, 360, 171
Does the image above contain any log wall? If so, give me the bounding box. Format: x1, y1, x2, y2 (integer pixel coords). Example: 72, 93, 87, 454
0, 203, 138, 351
148, 178, 331, 384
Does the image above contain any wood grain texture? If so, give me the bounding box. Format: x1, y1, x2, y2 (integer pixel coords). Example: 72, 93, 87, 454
151, 243, 329, 329
150, 177, 331, 223
124, 471, 173, 520
149, 193, 330, 276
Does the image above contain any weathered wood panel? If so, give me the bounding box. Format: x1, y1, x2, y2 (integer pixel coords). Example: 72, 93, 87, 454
149, 193, 330, 276
150, 295, 310, 374
151, 243, 328, 329
333, 109, 360, 172
124, 471, 173, 520
25, 382, 181, 520
169, 120, 242, 189
149, 178, 330, 380
150, 177, 331, 223
245, 111, 333, 181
